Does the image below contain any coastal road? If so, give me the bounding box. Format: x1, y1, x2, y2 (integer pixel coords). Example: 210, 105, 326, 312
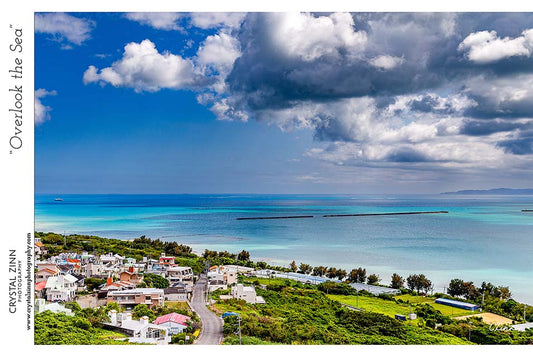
191, 274, 224, 345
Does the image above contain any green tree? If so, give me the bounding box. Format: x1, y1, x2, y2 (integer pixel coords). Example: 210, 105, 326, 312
390, 273, 405, 289
367, 274, 380, 285
448, 278, 465, 297
142, 273, 169, 289
132, 304, 155, 321
237, 250, 250, 262
407, 274, 433, 294
326, 267, 338, 279
85, 277, 106, 292
336, 269, 347, 280
313, 266, 327, 277
355, 267, 366, 283
299, 263, 313, 275
289, 261, 298, 272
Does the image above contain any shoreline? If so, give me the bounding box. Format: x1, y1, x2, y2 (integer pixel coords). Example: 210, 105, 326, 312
35, 230, 533, 305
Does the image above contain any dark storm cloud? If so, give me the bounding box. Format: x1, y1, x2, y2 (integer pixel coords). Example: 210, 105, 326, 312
385, 148, 431, 163
227, 12, 454, 111
226, 12, 533, 118
498, 130, 533, 155
461, 120, 533, 136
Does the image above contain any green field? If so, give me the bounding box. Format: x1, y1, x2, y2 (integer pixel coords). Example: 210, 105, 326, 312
328, 294, 412, 317
395, 294, 480, 317
328, 294, 480, 320
164, 301, 191, 310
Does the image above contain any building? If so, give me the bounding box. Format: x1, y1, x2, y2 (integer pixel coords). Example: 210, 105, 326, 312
44, 274, 78, 302
164, 285, 188, 301
208, 266, 238, 287
35, 299, 74, 316
85, 262, 105, 278
230, 284, 265, 304
34, 240, 48, 258
222, 265, 255, 274
107, 288, 165, 308
35, 266, 59, 283
158, 253, 175, 266
435, 298, 481, 311
119, 267, 141, 284
153, 313, 191, 335
166, 266, 193, 284
105, 311, 170, 345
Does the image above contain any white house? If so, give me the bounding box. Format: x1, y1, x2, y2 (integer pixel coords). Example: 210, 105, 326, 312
45, 274, 78, 302
106, 311, 171, 345
166, 266, 194, 287
153, 312, 191, 335
230, 284, 265, 304
35, 299, 74, 316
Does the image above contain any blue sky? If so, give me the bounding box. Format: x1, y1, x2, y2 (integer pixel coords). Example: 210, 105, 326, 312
35, 12, 533, 194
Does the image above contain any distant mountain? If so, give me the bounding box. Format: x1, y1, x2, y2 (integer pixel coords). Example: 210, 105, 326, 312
442, 188, 533, 195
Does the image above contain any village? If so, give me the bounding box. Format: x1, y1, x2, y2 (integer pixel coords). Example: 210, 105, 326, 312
33, 235, 265, 345
33, 233, 533, 345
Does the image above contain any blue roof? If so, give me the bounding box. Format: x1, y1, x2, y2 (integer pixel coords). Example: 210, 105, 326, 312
435, 298, 480, 309
221, 312, 239, 318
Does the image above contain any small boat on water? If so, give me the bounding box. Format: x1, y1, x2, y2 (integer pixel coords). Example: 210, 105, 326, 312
54, 198, 63, 201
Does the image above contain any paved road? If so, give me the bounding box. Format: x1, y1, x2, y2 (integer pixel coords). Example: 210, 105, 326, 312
191, 274, 224, 345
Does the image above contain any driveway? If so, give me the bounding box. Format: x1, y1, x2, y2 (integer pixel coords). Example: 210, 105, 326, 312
191, 274, 224, 345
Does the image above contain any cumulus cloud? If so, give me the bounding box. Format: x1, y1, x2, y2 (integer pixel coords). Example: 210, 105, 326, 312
196, 32, 241, 93
463, 74, 533, 119
369, 55, 404, 70
264, 12, 367, 61
458, 29, 533, 63
35, 13, 94, 47
83, 39, 208, 92
189, 12, 245, 29
35, 89, 57, 125
86, 12, 533, 170
124, 12, 183, 31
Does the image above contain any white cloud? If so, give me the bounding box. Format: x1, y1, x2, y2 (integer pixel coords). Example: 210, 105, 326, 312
35, 13, 94, 47
190, 13, 245, 29
196, 32, 241, 93
265, 12, 367, 61
83, 39, 205, 92
369, 55, 404, 70
35, 89, 57, 125
458, 29, 533, 64
124, 13, 183, 31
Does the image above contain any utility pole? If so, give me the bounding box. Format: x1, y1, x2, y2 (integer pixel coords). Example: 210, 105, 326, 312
238, 316, 242, 345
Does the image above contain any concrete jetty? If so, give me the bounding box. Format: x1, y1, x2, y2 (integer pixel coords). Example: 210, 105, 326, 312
323, 211, 448, 218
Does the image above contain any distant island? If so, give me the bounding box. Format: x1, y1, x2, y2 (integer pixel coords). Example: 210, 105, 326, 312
442, 188, 533, 195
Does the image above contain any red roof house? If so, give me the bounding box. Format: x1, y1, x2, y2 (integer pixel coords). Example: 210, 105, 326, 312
153, 313, 191, 335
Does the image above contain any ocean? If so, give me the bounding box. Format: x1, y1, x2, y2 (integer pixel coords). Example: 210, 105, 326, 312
35, 194, 533, 303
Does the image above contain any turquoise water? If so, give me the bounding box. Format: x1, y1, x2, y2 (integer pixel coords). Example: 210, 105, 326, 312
35, 194, 533, 303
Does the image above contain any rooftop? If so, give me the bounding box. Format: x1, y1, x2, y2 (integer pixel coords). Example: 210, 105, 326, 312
108, 288, 163, 295
153, 313, 191, 326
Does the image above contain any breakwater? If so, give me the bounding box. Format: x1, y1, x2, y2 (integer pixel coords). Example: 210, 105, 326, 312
323, 211, 449, 218
236, 211, 449, 220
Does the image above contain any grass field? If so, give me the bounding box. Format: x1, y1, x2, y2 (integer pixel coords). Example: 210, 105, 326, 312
165, 301, 191, 310
328, 294, 480, 321
395, 294, 480, 317
328, 294, 412, 317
